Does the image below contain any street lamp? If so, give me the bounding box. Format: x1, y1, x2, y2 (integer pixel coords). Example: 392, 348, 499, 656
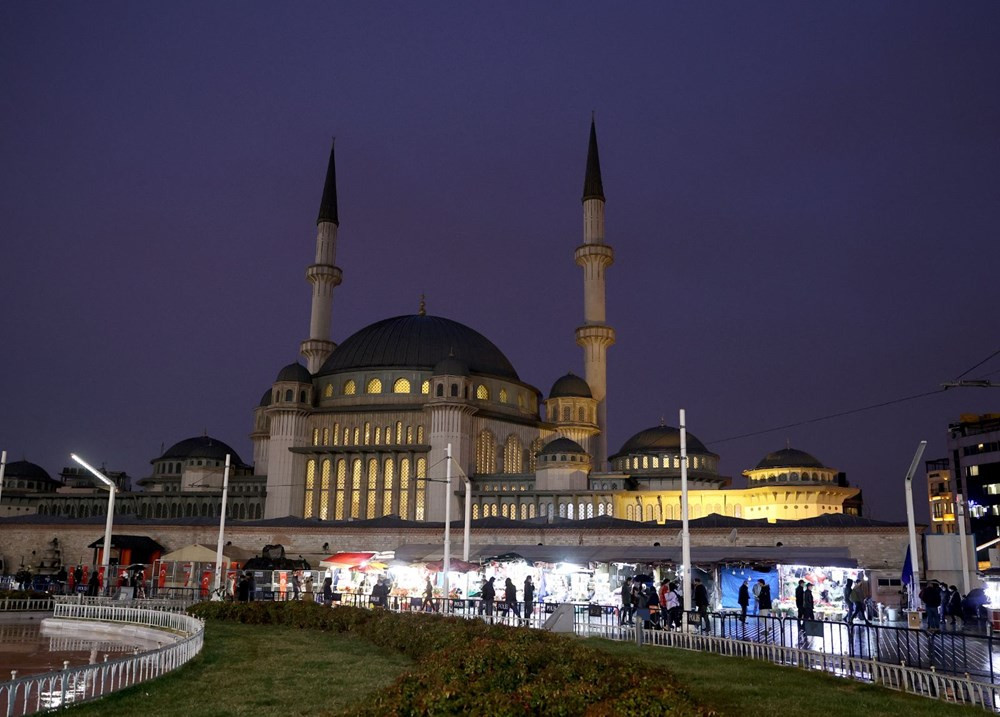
213, 454, 232, 597
71, 454, 117, 596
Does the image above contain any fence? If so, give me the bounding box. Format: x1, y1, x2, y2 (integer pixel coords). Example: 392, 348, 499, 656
0, 598, 53, 613
51, 594, 197, 613
0, 603, 204, 717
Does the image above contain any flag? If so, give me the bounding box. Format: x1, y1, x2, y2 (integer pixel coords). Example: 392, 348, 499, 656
901, 545, 915, 609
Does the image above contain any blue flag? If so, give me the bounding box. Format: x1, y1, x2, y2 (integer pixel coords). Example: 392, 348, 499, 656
901, 545, 914, 609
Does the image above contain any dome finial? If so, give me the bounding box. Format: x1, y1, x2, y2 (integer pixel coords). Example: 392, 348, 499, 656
418, 293, 426, 316
786, 437, 791, 450
659, 416, 665, 427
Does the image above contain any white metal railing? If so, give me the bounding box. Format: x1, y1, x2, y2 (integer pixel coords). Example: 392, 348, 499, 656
577, 621, 1000, 710
0, 598, 54, 613
51, 594, 196, 613
0, 603, 204, 717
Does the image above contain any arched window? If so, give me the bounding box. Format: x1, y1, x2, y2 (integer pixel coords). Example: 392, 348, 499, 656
520, 504, 528, 519
559, 503, 567, 518
421, 380, 430, 394
170, 504, 178, 518
606, 502, 613, 517
598, 503, 605, 516
300, 390, 307, 402
364, 422, 371, 445
415, 457, 427, 521
322, 427, 329, 445
473, 504, 480, 519
334, 459, 346, 520
324, 383, 333, 398
319, 459, 331, 520
304, 460, 316, 518
450, 383, 458, 397
382, 458, 394, 516
353, 426, 360, 444
436, 384, 444, 397
399, 458, 410, 520
366, 458, 378, 519
476, 429, 497, 474
351, 459, 362, 518
284, 389, 293, 402
395, 421, 403, 444
393, 378, 410, 394
587, 503, 594, 518
374, 426, 381, 445
529, 504, 536, 518
501, 503, 509, 518
201, 503, 208, 517
499, 388, 508, 404
155, 504, 163, 518
504, 434, 523, 474
406, 425, 413, 444
366, 378, 382, 394
343, 379, 356, 395
476, 384, 489, 400
626, 504, 634, 521
518, 393, 525, 410
239, 504, 246, 519
645, 504, 654, 521
562, 406, 571, 421
578, 407, 586, 422
417, 425, 425, 443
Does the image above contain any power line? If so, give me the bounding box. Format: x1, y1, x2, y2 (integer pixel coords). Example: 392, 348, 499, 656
954, 347, 1000, 380
706, 388, 947, 446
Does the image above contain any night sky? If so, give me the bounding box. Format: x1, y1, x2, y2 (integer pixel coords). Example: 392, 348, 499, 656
2, 3, 998, 522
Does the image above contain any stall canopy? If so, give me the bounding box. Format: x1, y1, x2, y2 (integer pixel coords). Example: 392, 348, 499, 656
320, 552, 391, 569
88, 534, 164, 564
158, 543, 251, 564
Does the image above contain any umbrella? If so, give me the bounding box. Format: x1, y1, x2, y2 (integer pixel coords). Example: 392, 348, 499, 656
320, 552, 375, 569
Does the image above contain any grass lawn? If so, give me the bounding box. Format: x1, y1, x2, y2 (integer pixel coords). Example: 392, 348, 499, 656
588, 638, 986, 717
64, 622, 412, 717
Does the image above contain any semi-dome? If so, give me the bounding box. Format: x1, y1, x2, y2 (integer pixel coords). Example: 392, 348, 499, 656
433, 355, 470, 377
259, 389, 273, 407
754, 448, 824, 470
318, 314, 519, 380
157, 436, 245, 466
4, 460, 53, 482
276, 362, 312, 383
549, 373, 592, 398
611, 425, 715, 460
538, 437, 588, 456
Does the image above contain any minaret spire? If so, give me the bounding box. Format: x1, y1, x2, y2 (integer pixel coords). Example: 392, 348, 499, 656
316, 138, 339, 226
300, 139, 344, 373
574, 117, 615, 469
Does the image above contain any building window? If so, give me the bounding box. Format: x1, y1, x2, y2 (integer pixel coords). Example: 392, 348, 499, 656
324, 383, 333, 398
366, 378, 382, 394
351, 459, 362, 518
335, 459, 346, 520
473, 504, 480, 519
366, 458, 378, 519
322, 427, 329, 445
383, 459, 394, 516
504, 434, 523, 474
393, 378, 410, 394
417, 425, 425, 443
343, 379, 356, 395
499, 388, 508, 404
304, 460, 316, 519
436, 384, 444, 397
312, 428, 319, 446
416, 457, 427, 520
476, 384, 489, 400
374, 426, 381, 445
406, 425, 413, 444
399, 458, 410, 520
477, 429, 497, 474
450, 383, 458, 397
364, 422, 371, 445
421, 380, 430, 394
395, 421, 404, 444
319, 459, 331, 520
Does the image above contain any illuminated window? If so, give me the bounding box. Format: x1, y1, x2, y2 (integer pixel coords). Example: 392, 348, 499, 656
416, 457, 427, 520
625, 504, 633, 521
365, 458, 378, 519
567, 503, 574, 519
335, 460, 346, 520
417, 425, 425, 443
324, 383, 333, 398
374, 426, 381, 445
606, 502, 613, 517
343, 379, 356, 395
350, 459, 361, 518
384, 425, 391, 443
399, 458, 410, 520
364, 422, 371, 445
598, 503, 606, 516
969, 465, 980, 477
499, 388, 508, 404
501, 503, 509, 518
353, 427, 360, 444
383, 459, 394, 516
529, 438, 542, 473
476, 384, 489, 400
406, 426, 413, 444
395, 421, 403, 444
642, 456, 649, 469
311, 428, 319, 446
578, 407, 585, 422
319, 460, 331, 520
652, 456, 659, 469
476, 430, 497, 474
504, 434, 523, 473
562, 406, 571, 421
322, 427, 329, 445
366, 378, 382, 394
520, 504, 527, 519
393, 378, 410, 394
304, 460, 315, 518
421, 380, 430, 394
529, 504, 536, 518
473, 504, 480, 519
343, 427, 350, 445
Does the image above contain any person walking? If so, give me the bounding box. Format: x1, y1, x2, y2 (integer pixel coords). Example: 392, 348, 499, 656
664, 582, 681, 630
842, 578, 855, 621
751, 577, 763, 616
291, 572, 301, 601
757, 580, 772, 617
86, 571, 100, 597
480, 577, 496, 617
795, 580, 806, 622
737, 579, 750, 624
850, 579, 870, 625
522, 576, 535, 625
803, 584, 815, 620
423, 577, 438, 612
946, 585, 962, 628
920, 581, 942, 631
620, 577, 633, 625
694, 578, 711, 633
322, 577, 333, 607
504, 578, 521, 620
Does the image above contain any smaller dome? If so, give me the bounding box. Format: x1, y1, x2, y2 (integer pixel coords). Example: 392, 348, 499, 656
754, 448, 825, 470
433, 356, 470, 377
276, 362, 312, 383
549, 373, 592, 399
158, 436, 245, 466
259, 389, 273, 407
538, 437, 588, 456
4, 460, 53, 482
612, 425, 715, 459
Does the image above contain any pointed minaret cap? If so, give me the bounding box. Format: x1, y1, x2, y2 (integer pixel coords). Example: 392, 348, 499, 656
582, 116, 605, 203
317, 138, 339, 226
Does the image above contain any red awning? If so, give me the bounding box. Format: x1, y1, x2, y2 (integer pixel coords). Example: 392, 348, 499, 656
320, 552, 375, 568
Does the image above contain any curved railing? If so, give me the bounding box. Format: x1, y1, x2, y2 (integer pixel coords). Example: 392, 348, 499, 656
0, 598, 54, 613
0, 603, 204, 717
51, 594, 197, 613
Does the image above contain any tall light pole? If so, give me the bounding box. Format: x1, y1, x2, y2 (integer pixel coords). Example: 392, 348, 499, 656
903, 441, 927, 610
213, 454, 232, 596
680, 409, 691, 613
443, 443, 452, 613
71, 454, 117, 596
0, 451, 7, 514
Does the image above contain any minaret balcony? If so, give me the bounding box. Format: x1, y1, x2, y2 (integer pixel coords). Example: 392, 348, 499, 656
306, 264, 342, 286
574, 243, 614, 268
575, 324, 616, 348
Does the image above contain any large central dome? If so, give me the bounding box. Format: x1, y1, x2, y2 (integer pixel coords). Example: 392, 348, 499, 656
318, 314, 519, 380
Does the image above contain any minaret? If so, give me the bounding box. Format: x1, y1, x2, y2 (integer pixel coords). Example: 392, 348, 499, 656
300, 140, 343, 373
574, 118, 615, 469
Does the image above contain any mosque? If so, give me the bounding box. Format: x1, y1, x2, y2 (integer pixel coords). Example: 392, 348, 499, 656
1, 121, 862, 527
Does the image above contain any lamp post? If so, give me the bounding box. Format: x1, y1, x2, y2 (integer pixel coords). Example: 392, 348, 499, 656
679, 409, 692, 613
0, 450, 7, 513
71, 454, 117, 596
443, 443, 452, 614
903, 441, 927, 610
213, 454, 232, 597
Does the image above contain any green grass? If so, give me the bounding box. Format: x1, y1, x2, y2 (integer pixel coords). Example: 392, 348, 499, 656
64, 622, 412, 716
587, 638, 986, 717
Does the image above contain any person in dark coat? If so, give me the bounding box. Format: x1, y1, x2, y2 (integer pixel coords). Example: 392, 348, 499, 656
737, 579, 750, 623
479, 577, 496, 616
803, 585, 815, 620
523, 576, 535, 623
795, 580, 806, 622
694, 578, 711, 633
946, 585, 962, 628
504, 578, 521, 619
758, 581, 773, 616
843, 578, 855, 621
921, 581, 942, 630
619, 577, 633, 625
322, 577, 333, 607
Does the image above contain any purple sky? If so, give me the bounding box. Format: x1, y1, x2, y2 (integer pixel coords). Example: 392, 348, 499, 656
2, 3, 998, 522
